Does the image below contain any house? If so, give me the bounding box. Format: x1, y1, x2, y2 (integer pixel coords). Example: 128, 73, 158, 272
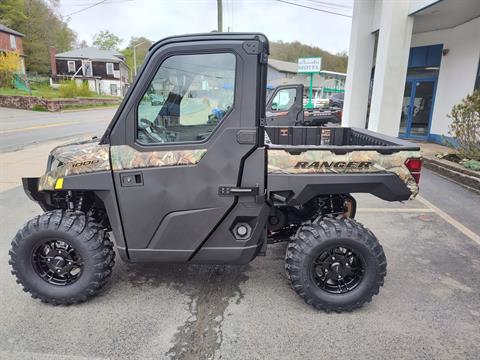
267, 58, 346, 98
0, 23, 26, 74
52, 47, 129, 97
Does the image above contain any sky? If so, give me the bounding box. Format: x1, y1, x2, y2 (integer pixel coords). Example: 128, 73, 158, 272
58, 0, 353, 54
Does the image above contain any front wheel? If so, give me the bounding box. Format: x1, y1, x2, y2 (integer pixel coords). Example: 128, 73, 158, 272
9, 210, 115, 305
285, 218, 386, 312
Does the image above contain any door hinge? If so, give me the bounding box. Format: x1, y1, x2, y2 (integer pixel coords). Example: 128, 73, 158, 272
259, 52, 268, 64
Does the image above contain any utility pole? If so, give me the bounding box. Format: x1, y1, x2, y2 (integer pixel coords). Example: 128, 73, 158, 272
217, 0, 223, 32
133, 41, 147, 77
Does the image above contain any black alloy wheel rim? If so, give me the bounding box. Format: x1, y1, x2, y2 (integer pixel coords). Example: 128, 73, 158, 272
311, 246, 365, 294
32, 239, 83, 286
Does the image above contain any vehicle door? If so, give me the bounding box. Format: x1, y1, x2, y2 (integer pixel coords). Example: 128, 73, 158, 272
265, 85, 303, 126
108, 35, 268, 262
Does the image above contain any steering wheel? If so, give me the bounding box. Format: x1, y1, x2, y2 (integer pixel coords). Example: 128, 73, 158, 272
138, 118, 170, 143
138, 117, 153, 130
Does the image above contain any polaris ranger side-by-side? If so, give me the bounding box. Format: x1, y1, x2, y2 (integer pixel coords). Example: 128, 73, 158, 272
266, 84, 342, 126
10, 33, 422, 312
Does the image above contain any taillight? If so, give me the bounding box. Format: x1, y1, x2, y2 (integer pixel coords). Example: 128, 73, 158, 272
405, 158, 422, 184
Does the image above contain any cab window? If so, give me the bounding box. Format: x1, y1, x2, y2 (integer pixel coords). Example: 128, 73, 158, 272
137, 53, 236, 144
271, 88, 296, 111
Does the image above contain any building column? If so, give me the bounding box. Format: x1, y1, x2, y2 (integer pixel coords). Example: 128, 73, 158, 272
367, 0, 413, 136
342, 0, 376, 128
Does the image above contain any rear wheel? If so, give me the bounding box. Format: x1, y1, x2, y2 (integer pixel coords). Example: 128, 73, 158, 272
9, 210, 115, 305
285, 218, 386, 312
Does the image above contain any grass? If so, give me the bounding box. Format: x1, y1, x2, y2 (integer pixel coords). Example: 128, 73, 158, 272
60, 103, 119, 111
0, 81, 120, 100
0, 82, 60, 98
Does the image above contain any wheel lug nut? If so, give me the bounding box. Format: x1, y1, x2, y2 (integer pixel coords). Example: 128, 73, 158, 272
332, 257, 335, 260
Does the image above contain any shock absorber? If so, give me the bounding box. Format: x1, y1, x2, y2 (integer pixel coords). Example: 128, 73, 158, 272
66, 191, 75, 211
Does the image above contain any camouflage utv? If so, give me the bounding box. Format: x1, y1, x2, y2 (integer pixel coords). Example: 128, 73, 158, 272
10, 33, 422, 312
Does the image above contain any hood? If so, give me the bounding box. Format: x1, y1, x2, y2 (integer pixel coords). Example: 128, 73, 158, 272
50, 138, 108, 166
38, 139, 111, 191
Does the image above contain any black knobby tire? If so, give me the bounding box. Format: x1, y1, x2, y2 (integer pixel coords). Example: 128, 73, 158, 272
285, 218, 386, 312
9, 210, 115, 305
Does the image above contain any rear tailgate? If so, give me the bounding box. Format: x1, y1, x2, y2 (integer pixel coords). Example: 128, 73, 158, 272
265, 126, 422, 203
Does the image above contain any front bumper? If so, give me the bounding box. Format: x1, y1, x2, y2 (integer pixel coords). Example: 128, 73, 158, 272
22, 177, 54, 211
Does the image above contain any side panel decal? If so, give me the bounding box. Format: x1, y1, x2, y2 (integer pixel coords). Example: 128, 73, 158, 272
267, 149, 421, 197
39, 143, 110, 191
38, 143, 207, 191
110, 145, 207, 170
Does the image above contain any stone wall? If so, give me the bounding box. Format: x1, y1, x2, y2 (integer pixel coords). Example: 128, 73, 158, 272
0, 95, 120, 111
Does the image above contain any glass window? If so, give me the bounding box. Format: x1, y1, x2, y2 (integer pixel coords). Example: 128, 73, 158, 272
110, 83, 118, 96
9, 34, 16, 49
106, 63, 114, 75
136, 53, 236, 145
271, 88, 296, 111
82, 60, 92, 77
67, 61, 76, 73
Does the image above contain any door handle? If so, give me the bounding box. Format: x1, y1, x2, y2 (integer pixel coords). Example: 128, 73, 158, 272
218, 186, 259, 196
120, 172, 143, 187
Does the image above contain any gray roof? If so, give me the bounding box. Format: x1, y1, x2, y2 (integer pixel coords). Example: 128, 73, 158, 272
268, 58, 298, 73
0, 24, 24, 37
56, 47, 125, 63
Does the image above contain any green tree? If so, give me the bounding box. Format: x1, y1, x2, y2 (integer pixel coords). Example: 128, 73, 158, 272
92, 30, 122, 50
0, 0, 77, 74
270, 40, 348, 73
448, 91, 480, 161
121, 36, 153, 80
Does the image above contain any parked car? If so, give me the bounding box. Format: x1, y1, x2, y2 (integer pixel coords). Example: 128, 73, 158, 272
329, 92, 344, 108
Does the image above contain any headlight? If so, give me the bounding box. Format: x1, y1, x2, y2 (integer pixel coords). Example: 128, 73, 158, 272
47, 155, 63, 171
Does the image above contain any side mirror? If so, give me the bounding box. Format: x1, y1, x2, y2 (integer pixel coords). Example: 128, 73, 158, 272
271, 102, 278, 111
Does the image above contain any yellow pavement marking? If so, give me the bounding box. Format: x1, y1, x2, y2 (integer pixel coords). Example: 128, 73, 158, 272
417, 195, 480, 246
0, 121, 83, 134
357, 208, 434, 213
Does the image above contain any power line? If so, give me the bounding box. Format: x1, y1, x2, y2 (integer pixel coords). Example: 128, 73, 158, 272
274, 0, 352, 18
64, 0, 109, 17
304, 0, 353, 10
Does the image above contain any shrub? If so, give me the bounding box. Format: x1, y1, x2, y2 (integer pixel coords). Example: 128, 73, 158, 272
32, 104, 48, 112
0, 51, 21, 87
448, 91, 480, 161
59, 80, 94, 98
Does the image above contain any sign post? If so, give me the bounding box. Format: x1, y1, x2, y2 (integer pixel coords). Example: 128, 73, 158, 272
297, 57, 322, 109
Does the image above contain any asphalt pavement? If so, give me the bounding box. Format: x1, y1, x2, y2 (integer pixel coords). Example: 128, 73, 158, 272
0, 107, 479, 359
0, 107, 116, 152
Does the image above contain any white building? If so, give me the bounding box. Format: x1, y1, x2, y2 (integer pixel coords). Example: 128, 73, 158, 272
343, 0, 480, 143
267, 58, 346, 98
53, 47, 130, 97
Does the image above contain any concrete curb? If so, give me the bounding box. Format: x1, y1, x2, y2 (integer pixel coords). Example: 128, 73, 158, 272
423, 156, 480, 194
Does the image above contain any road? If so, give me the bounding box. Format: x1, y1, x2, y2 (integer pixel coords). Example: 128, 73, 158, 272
0, 108, 479, 359
0, 107, 115, 152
